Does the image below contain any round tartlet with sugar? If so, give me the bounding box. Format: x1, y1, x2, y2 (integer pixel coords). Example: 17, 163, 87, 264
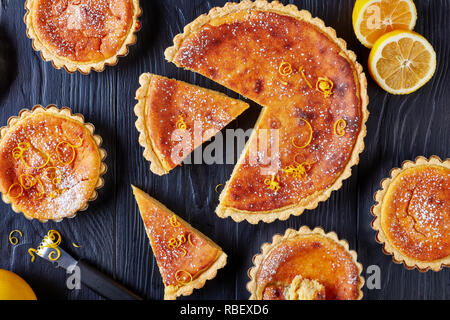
372, 156, 450, 271
247, 226, 364, 300
24, 0, 141, 73
0, 105, 106, 222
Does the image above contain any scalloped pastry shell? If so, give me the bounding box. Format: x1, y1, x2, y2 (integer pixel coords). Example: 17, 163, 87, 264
165, 0, 369, 224
371, 156, 450, 272
134, 73, 170, 175
24, 0, 141, 74
0, 104, 107, 222
247, 226, 365, 300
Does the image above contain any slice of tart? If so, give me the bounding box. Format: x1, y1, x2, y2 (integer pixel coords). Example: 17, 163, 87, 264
24, 0, 141, 73
135, 73, 249, 175
132, 186, 227, 299
372, 156, 450, 271
165, 0, 369, 223
0, 105, 106, 222
247, 226, 364, 300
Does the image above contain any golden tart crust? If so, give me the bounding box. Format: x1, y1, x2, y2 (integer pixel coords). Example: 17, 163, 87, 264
0, 105, 106, 222
165, 0, 369, 223
134, 73, 249, 175
372, 156, 450, 271
132, 186, 227, 300
247, 226, 364, 300
24, 0, 141, 74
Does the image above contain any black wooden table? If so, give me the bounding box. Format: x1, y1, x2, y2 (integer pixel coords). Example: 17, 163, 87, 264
0, 0, 448, 300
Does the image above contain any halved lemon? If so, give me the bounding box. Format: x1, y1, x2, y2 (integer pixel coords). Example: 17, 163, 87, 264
0, 269, 37, 300
368, 30, 436, 95
353, 0, 417, 48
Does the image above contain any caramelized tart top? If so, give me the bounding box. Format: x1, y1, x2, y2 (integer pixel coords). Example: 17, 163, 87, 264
254, 232, 362, 300
30, 0, 135, 63
166, 1, 368, 222
381, 165, 450, 262
0, 111, 103, 221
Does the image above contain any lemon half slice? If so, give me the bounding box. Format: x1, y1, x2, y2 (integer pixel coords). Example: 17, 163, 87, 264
353, 0, 417, 48
368, 30, 436, 95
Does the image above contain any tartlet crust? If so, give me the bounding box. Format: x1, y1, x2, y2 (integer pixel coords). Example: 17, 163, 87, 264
0, 104, 107, 222
24, 0, 142, 74
165, 0, 369, 224
371, 156, 450, 272
134, 73, 168, 175
246, 226, 365, 300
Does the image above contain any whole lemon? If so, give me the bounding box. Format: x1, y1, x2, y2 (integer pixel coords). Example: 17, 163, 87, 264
0, 269, 37, 300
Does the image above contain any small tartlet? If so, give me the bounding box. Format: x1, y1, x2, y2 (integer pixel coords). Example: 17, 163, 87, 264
247, 226, 364, 300
0, 105, 107, 222
24, 0, 141, 74
372, 156, 450, 272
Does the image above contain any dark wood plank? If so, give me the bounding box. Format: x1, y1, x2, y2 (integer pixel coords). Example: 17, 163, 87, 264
0, 0, 448, 300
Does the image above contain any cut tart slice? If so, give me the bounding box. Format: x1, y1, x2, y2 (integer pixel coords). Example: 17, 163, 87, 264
132, 186, 227, 299
247, 226, 364, 300
372, 156, 450, 271
165, 0, 369, 223
24, 0, 141, 73
0, 105, 106, 222
135, 73, 249, 175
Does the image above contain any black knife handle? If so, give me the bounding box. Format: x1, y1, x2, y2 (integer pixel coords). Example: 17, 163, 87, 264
77, 259, 142, 300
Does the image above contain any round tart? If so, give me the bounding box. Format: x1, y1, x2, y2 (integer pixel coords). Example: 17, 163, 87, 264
0, 105, 107, 222
165, 0, 369, 223
372, 156, 450, 271
24, 0, 141, 74
247, 226, 364, 300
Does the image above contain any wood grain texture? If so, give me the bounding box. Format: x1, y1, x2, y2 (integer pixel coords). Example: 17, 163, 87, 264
0, 0, 448, 300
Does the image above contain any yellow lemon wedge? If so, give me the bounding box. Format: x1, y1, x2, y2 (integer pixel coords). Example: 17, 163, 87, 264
353, 0, 417, 48
0, 269, 37, 300
368, 30, 436, 95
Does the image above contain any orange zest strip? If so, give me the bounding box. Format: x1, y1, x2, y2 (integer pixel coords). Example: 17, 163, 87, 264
175, 269, 193, 285
316, 76, 334, 97
48, 190, 60, 199
13, 142, 50, 169
187, 233, 195, 246
65, 136, 83, 148
12, 142, 30, 160
175, 115, 187, 131
9, 229, 23, 246
169, 215, 181, 228
28, 229, 63, 263
48, 248, 61, 261
44, 167, 62, 185
7, 183, 23, 199
264, 174, 280, 192
28, 248, 38, 263
282, 161, 314, 179
291, 118, 313, 149
299, 66, 313, 88
35, 176, 45, 199
19, 174, 37, 189
334, 119, 347, 136
278, 61, 293, 76
177, 234, 186, 246
56, 141, 77, 166
46, 230, 62, 247
214, 183, 223, 194
168, 237, 178, 249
